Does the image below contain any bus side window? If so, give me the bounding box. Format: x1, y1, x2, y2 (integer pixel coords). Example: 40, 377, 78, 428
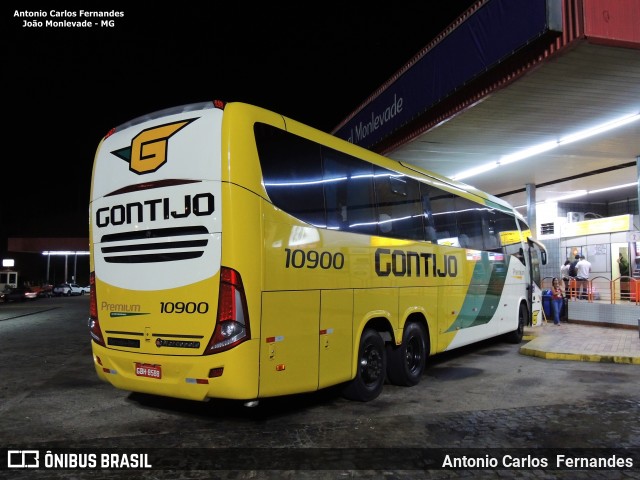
454, 197, 483, 250
430, 193, 458, 244
488, 209, 522, 252
421, 193, 437, 243
483, 211, 504, 252
346, 163, 377, 235
374, 168, 425, 241
323, 148, 377, 235
323, 149, 350, 231
256, 124, 325, 227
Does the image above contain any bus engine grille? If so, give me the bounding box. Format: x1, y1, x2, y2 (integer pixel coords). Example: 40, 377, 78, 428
99, 226, 209, 263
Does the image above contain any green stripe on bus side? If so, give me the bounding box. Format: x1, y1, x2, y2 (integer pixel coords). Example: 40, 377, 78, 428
446, 252, 507, 331
473, 265, 507, 327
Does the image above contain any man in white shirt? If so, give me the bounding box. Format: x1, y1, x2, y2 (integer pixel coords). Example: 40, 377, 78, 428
576, 255, 591, 300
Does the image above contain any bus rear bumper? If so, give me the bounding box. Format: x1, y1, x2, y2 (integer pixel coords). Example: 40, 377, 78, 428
91, 341, 259, 401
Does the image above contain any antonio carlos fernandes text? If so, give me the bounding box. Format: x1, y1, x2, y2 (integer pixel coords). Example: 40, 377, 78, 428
442, 454, 634, 469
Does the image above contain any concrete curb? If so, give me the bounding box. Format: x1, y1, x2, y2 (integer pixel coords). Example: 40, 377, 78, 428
519, 323, 640, 364
519, 345, 640, 364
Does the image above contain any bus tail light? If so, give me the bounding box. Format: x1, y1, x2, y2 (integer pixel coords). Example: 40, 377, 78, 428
205, 267, 250, 354
88, 271, 105, 347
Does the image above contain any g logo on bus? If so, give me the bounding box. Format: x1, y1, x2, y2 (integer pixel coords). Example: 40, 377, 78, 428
111, 118, 197, 174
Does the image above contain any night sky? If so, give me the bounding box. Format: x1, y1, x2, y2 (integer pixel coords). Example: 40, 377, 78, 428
3, 2, 477, 246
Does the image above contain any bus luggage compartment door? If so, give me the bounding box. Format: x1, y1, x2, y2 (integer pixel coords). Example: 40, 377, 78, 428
259, 291, 320, 397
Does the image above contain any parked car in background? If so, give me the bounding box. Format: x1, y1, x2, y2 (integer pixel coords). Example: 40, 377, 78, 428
30, 284, 54, 298
24, 288, 39, 300
1, 287, 38, 302
80, 285, 90, 294
52, 283, 84, 296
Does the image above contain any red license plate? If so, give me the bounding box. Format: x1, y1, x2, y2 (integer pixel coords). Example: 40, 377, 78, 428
135, 363, 162, 379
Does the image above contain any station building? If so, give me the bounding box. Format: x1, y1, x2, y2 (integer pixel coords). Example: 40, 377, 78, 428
332, 0, 640, 327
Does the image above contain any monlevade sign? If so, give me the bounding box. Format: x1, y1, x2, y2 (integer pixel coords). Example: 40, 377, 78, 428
346, 94, 403, 145
333, 0, 560, 150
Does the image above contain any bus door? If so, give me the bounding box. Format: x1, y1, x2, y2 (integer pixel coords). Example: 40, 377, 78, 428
526, 237, 547, 327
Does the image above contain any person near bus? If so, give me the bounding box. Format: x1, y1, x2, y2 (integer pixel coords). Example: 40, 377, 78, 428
618, 253, 630, 300
551, 277, 564, 325
576, 255, 591, 300
560, 259, 571, 298
567, 254, 580, 298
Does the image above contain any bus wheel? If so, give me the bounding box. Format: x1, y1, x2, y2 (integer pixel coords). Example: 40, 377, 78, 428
505, 303, 527, 344
342, 328, 386, 402
386, 322, 427, 387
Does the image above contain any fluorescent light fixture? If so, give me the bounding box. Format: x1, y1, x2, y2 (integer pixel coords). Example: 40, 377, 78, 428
559, 113, 640, 145
589, 182, 637, 194
547, 190, 588, 202
513, 181, 638, 208
452, 112, 640, 181
498, 140, 557, 166
451, 163, 498, 181
42, 251, 90, 255
545, 182, 639, 203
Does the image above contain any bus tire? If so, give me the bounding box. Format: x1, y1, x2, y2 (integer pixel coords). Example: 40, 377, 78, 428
386, 322, 427, 387
505, 303, 527, 344
342, 328, 386, 402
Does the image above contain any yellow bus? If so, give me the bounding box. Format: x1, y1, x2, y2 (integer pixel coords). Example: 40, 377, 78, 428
89, 100, 547, 404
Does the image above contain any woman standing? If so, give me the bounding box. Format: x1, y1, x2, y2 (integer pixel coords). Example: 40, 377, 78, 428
551, 277, 564, 326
